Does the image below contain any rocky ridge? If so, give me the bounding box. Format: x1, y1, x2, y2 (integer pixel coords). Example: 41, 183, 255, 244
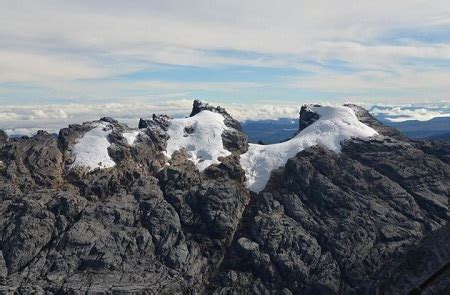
0, 101, 448, 294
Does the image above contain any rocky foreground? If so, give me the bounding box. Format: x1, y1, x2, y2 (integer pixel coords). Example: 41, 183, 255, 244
0, 101, 449, 294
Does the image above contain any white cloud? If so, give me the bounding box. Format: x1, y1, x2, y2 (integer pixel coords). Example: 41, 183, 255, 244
0, 50, 114, 83
1, 1, 449, 73
0, 0, 449, 102
133, 80, 263, 92
0, 100, 302, 133
286, 67, 450, 103
370, 104, 450, 122
226, 103, 299, 121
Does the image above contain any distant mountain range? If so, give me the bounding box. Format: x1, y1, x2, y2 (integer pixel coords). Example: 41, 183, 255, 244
429, 131, 450, 140
241, 118, 299, 144
377, 116, 450, 139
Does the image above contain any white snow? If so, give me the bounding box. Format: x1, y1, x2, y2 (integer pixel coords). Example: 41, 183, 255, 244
71, 122, 116, 171
240, 106, 379, 192
165, 110, 231, 171
122, 130, 140, 145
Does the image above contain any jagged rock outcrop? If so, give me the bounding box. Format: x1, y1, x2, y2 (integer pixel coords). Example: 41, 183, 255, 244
0, 130, 63, 195
0, 101, 448, 294
0, 130, 7, 148
138, 114, 171, 131
345, 104, 404, 138
190, 99, 248, 154
0, 101, 251, 294
366, 223, 450, 294
298, 104, 321, 131
211, 139, 449, 293
210, 104, 449, 294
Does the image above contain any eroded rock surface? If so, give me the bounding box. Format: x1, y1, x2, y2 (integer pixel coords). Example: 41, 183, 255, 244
0, 101, 448, 294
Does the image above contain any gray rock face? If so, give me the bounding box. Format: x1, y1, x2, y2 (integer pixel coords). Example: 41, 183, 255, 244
365, 223, 450, 294
210, 105, 450, 294
138, 114, 171, 131
0, 130, 7, 148
0, 102, 449, 294
0, 101, 250, 293
345, 103, 404, 138
298, 104, 321, 131
190, 100, 241, 131
211, 139, 449, 293
1, 130, 63, 195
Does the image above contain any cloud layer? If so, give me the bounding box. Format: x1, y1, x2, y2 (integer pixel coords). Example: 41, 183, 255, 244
0, 100, 302, 134
370, 104, 450, 122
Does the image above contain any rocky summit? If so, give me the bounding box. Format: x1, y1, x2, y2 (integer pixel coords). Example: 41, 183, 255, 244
0, 100, 449, 294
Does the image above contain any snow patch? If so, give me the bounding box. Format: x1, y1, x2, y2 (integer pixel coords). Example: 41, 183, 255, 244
240, 106, 378, 192
71, 122, 115, 171
123, 130, 140, 145
165, 110, 231, 171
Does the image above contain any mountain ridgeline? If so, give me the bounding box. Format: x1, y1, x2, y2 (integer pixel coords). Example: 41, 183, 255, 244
0, 101, 449, 294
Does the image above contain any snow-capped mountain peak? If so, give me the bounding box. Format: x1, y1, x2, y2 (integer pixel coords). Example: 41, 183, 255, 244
240, 105, 379, 192
164, 110, 231, 171
67, 102, 377, 192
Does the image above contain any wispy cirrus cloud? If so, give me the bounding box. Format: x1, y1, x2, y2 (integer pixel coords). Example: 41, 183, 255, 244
0, 50, 114, 83
0, 0, 449, 107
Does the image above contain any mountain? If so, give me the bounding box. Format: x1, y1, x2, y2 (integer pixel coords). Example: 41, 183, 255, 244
429, 131, 450, 140
378, 117, 450, 139
0, 101, 449, 294
241, 119, 299, 144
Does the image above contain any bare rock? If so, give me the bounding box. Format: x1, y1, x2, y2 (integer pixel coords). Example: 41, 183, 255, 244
0, 130, 7, 148
299, 104, 321, 131
0, 101, 448, 294
190, 99, 248, 154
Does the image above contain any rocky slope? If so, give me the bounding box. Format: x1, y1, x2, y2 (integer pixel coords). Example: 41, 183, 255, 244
0, 101, 448, 294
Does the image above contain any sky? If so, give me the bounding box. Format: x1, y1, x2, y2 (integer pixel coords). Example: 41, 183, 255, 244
1, 0, 450, 130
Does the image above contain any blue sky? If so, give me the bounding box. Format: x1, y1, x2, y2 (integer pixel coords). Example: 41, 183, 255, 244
0, 0, 450, 128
